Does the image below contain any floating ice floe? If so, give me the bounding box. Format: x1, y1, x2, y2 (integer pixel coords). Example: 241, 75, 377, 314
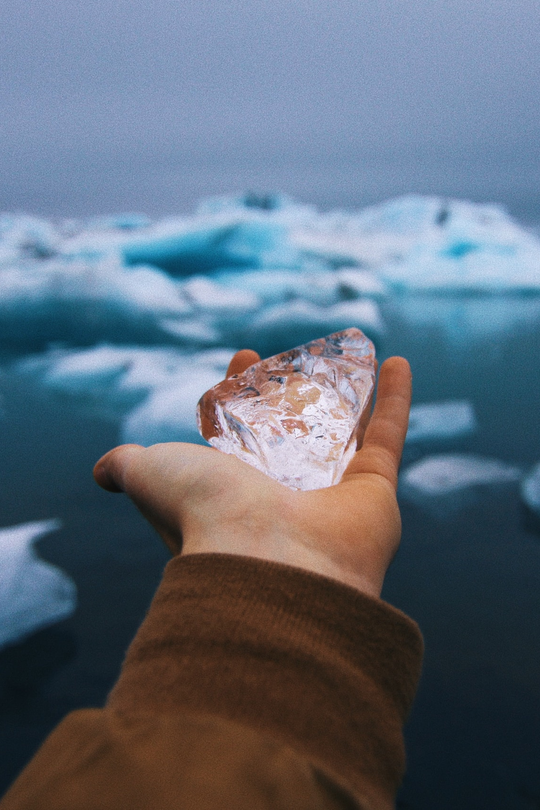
0, 257, 193, 350
2, 191, 540, 360
15, 344, 235, 440
123, 219, 301, 275
121, 367, 226, 446
293, 195, 540, 293
401, 454, 522, 496
0, 520, 77, 650
406, 400, 477, 443
521, 463, 540, 515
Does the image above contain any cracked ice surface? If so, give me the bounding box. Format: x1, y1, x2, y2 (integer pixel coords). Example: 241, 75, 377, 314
197, 328, 375, 491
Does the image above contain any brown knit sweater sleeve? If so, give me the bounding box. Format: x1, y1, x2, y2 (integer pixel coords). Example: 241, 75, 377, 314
1, 554, 423, 810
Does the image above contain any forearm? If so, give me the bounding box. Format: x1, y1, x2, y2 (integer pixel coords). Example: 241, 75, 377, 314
2, 553, 422, 810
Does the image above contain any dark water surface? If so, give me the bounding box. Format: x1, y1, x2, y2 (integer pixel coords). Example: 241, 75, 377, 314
1, 297, 540, 808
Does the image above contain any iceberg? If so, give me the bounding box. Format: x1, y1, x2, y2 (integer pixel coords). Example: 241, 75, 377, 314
2, 193, 540, 359
292, 195, 540, 293
406, 400, 477, 443
0, 213, 60, 265
401, 454, 522, 496
213, 267, 344, 308
123, 220, 300, 275
0, 520, 77, 650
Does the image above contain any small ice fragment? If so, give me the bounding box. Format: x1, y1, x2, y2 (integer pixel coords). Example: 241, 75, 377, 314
406, 400, 477, 442
401, 454, 521, 496
521, 462, 540, 515
0, 520, 77, 650
197, 327, 375, 491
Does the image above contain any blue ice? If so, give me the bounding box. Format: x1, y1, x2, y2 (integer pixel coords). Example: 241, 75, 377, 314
123, 220, 300, 276
2, 191, 540, 449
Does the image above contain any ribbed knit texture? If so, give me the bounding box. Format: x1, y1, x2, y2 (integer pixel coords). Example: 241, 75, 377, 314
107, 554, 423, 806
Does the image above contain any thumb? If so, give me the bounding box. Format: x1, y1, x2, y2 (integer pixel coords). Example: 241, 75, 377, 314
93, 444, 145, 493
93, 442, 204, 554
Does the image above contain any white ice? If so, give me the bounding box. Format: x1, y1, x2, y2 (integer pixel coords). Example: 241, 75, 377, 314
244, 299, 383, 357
0, 257, 193, 349
406, 401, 477, 443
291, 195, 540, 293
401, 454, 522, 496
521, 462, 540, 515
2, 191, 540, 446
16, 344, 235, 438
121, 368, 226, 445
0, 520, 77, 650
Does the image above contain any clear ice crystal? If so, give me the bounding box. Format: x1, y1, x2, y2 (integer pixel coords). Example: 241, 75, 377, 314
196, 327, 375, 490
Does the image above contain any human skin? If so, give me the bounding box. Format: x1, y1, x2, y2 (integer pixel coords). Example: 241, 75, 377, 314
93, 351, 412, 598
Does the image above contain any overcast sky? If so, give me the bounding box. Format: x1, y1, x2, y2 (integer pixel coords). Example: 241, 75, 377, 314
2, 0, 540, 219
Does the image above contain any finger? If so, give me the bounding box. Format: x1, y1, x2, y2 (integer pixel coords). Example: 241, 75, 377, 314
93, 442, 191, 553
226, 349, 260, 378
93, 444, 145, 492
343, 356, 412, 488
355, 358, 378, 449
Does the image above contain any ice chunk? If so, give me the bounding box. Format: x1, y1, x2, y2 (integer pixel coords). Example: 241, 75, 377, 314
197, 328, 375, 491
401, 454, 521, 496
521, 462, 540, 515
406, 401, 477, 443
0, 520, 77, 650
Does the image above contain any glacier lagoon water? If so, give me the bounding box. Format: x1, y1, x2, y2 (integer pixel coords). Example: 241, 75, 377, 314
1, 193, 540, 808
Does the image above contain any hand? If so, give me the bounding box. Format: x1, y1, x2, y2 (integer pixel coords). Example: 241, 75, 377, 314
93, 350, 411, 598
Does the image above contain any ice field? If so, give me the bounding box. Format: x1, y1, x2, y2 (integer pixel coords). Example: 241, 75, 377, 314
1, 192, 540, 808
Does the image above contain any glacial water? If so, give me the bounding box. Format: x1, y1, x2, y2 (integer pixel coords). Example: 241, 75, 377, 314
1, 194, 539, 808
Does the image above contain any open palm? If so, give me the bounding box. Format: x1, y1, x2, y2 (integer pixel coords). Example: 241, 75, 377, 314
94, 350, 412, 598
